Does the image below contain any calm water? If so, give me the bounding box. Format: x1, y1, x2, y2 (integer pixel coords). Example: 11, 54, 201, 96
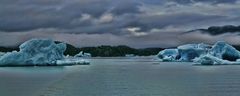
1, 57, 240, 96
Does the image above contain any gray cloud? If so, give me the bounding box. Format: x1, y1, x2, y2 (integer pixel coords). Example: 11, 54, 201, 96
2, 31, 240, 48
171, 0, 238, 4
0, 0, 141, 32
0, 0, 240, 47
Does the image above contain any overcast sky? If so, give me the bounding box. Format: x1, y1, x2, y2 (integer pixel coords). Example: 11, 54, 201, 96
0, 0, 240, 48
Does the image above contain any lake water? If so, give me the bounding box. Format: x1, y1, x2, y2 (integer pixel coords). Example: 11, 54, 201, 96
1, 57, 240, 96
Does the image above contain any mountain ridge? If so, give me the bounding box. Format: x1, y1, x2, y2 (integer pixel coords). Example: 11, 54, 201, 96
0, 42, 163, 57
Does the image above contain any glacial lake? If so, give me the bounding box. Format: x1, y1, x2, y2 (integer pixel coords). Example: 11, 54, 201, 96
1, 57, 240, 96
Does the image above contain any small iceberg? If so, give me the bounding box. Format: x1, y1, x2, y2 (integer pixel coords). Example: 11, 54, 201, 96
157, 41, 240, 65
0, 39, 89, 66
157, 49, 179, 61
125, 54, 135, 57
56, 59, 90, 66
74, 51, 92, 58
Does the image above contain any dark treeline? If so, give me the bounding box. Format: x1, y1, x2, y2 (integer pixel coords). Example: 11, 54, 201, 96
57, 41, 163, 56
78, 45, 163, 57
0, 42, 163, 57
0, 47, 19, 52
64, 43, 163, 57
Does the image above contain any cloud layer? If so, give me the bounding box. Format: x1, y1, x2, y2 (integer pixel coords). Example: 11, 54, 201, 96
0, 0, 240, 48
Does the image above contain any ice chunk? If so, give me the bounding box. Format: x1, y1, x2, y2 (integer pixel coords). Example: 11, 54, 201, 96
194, 54, 234, 65
157, 43, 211, 62
237, 59, 240, 62
177, 43, 211, 61
74, 51, 92, 57
74, 51, 83, 57
125, 54, 135, 57
84, 53, 92, 57
157, 49, 179, 61
209, 41, 240, 61
56, 59, 90, 65
156, 41, 240, 65
0, 52, 5, 57
0, 39, 66, 66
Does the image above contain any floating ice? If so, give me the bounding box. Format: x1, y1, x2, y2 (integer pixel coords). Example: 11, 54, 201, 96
157, 41, 240, 65
56, 58, 90, 65
193, 54, 234, 65
237, 59, 240, 62
0, 52, 5, 57
0, 39, 90, 66
157, 49, 179, 61
125, 54, 135, 57
157, 43, 211, 62
209, 41, 240, 61
75, 51, 92, 57
0, 39, 66, 66
177, 43, 211, 61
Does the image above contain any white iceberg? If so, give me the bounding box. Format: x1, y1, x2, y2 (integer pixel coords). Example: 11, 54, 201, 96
74, 51, 92, 57
56, 59, 90, 65
0, 39, 89, 66
157, 41, 240, 65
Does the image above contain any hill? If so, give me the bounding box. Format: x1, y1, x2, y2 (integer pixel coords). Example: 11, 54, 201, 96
79, 45, 163, 57
0, 42, 163, 57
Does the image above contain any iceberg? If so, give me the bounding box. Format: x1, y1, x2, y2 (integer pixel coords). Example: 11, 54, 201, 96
157, 41, 240, 65
0, 39, 89, 66
237, 59, 240, 62
0, 39, 66, 66
157, 43, 211, 62
209, 41, 240, 61
177, 43, 211, 61
0, 52, 5, 57
193, 54, 234, 65
56, 59, 90, 65
74, 51, 92, 57
157, 49, 179, 61
125, 54, 135, 57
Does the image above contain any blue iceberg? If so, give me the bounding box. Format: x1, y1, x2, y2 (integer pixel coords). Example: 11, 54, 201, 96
209, 41, 240, 61
157, 41, 240, 65
177, 43, 211, 61
0, 39, 89, 66
193, 54, 233, 65
157, 49, 179, 61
